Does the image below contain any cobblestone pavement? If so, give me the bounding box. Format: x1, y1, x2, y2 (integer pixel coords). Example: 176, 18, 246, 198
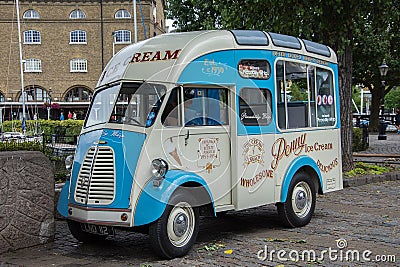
1, 180, 399, 267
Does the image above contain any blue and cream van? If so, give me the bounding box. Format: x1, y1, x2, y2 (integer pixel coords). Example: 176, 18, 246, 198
58, 30, 343, 258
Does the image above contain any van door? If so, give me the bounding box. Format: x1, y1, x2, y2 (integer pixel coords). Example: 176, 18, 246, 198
162, 86, 231, 207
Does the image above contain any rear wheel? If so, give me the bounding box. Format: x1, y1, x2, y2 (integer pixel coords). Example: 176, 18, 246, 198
67, 220, 107, 243
149, 189, 200, 259
277, 172, 316, 227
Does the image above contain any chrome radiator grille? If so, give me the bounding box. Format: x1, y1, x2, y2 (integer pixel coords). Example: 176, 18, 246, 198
74, 146, 115, 205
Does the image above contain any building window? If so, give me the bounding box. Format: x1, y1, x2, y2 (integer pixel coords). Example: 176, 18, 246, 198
0, 92, 5, 102
70, 30, 87, 44
69, 9, 86, 19
19, 87, 49, 102
115, 9, 131, 19
24, 58, 42, 72
114, 30, 131, 44
64, 86, 92, 102
23, 30, 41, 44
70, 59, 87, 72
23, 9, 39, 19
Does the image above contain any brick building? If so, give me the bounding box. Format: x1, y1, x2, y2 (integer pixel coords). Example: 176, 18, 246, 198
0, 0, 166, 121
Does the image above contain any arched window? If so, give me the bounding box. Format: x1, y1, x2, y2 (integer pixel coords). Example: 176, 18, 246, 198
69, 9, 86, 19
0, 92, 5, 102
19, 86, 50, 102
70, 59, 88, 72
23, 30, 41, 44
64, 86, 92, 102
114, 30, 131, 44
24, 58, 42, 72
70, 30, 87, 44
23, 9, 39, 19
115, 9, 131, 19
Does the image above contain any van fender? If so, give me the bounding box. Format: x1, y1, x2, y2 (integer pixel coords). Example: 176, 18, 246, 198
133, 170, 214, 226
57, 180, 70, 218
280, 156, 323, 202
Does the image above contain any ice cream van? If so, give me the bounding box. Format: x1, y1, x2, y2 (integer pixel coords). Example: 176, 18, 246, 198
58, 30, 343, 258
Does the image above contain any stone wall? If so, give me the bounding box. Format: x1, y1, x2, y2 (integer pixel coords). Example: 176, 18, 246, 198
0, 151, 55, 254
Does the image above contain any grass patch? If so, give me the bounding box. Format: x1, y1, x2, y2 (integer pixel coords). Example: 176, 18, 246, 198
344, 162, 396, 178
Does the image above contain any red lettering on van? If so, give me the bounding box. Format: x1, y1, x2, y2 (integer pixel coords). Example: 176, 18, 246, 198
130, 49, 181, 63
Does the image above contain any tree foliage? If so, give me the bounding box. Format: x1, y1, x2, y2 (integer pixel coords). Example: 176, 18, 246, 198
166, 0, 399, 171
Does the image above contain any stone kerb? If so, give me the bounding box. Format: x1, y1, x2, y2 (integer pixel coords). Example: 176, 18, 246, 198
0, 151, 55, 254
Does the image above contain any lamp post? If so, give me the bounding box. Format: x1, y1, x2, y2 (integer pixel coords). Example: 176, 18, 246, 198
47, 88, 52, 120
112, 31, 116, 56
378, 59, 389, 140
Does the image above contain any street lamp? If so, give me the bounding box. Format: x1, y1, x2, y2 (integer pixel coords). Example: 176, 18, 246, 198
378, 59, 389, 140
47, 88, 52, 120
112, 31, 116, 56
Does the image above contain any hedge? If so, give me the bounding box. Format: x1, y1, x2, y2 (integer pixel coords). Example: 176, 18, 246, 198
1, 119, 84, 136
352, 127, 368, 152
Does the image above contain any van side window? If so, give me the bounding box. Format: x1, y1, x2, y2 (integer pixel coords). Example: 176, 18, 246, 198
239, 88, 272, 126
276, 60, 335, 129
162, 88, 182, 127
184, 88, 229, 126
316, 69, 335, 126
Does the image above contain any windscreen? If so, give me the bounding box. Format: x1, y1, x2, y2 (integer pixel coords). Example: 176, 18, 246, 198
110, 82, 167, 127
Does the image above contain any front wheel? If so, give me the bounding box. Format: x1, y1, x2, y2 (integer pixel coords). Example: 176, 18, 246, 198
149, 189, 200, 259
277, 172, 316, 227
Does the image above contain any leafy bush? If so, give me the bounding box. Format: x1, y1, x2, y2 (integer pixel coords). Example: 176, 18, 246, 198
1, 119, 84, 136
352, 127, 368, 152
345, 162, 392, 177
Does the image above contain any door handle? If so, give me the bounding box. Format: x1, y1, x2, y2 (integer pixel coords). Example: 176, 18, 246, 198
184, 130, 190, 146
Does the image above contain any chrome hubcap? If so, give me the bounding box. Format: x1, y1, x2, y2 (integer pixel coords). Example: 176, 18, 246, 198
173, 213, 188, 237
291, 181, 312, 218
167, 202, 195, 247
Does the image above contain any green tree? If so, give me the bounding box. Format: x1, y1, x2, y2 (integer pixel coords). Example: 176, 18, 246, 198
352, 0, 400, 131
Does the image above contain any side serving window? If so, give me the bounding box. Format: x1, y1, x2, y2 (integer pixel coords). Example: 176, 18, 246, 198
239, 88, 272, 126
162, 87, 229, 127
276, 60, 335, 129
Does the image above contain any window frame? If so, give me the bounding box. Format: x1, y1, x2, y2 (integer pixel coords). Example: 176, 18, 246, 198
23, 30, 41, 44
24, 58, 42, 73
69, 9, 86, 19
70, 30, 87, 44
115, 9, 131, 19
114, 30, 132, 44
23, 9, 39, 19
162, 86, 229, 127
238, 87, 272, 126
275, 58, 336, 130
70, 59, 88, 73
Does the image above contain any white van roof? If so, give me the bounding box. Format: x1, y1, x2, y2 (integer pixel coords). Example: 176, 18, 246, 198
97, 30, 337, 88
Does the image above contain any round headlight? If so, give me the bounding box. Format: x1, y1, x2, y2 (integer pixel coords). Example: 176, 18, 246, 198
151, 158, 168, 178
65, 155, 74, 171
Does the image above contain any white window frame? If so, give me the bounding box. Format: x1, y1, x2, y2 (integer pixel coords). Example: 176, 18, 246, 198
69, 9, 86, 19
115, 9, 131, 19
70, 59, 88, 72
114, 30, 131, 44
24, 58, 42, 72
23, 30, 41, 44
70, 30, 87, 44
23, 9, 39, 19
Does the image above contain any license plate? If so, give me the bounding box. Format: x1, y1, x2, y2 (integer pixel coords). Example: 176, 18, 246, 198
80, 223, 114, 236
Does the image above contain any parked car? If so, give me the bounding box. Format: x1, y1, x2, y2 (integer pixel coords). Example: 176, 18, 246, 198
1, 132, 25, 141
